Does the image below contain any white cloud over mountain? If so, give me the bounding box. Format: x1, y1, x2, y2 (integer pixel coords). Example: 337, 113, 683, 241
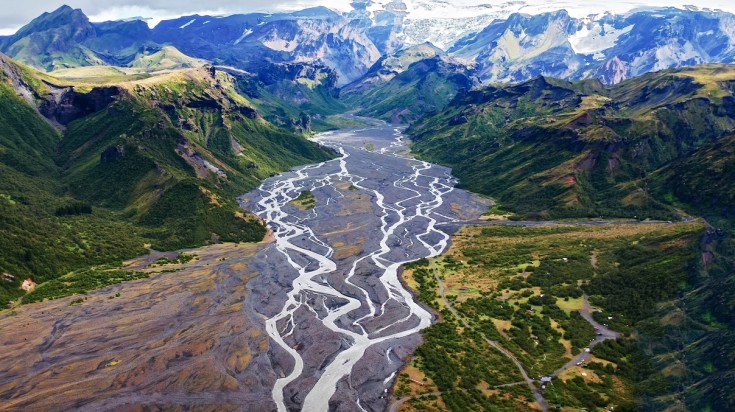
2, 0, 735, 35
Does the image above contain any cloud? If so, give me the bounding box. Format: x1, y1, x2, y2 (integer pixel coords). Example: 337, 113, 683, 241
83, 1, 354, 28
1, 0, 735, 35
0, 0, 353, 34
85, 6, 232, 29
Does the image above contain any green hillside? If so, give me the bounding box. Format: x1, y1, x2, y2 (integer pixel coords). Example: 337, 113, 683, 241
0, 55, 333, 307
47, 46, 208, 83
229, 64, 355, 133
409, 64, 735, 411
342, 45, 475, 123
409, 65, 735, 220
401, 222, 705, 411
655, 132, 735, 221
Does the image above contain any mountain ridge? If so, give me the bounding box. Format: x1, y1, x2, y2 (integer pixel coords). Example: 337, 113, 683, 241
5, 4, 735, 91
407, 63, 735, 411
0, 53, 334, 307
409, 64, 735, 220
341, 44, 476, 122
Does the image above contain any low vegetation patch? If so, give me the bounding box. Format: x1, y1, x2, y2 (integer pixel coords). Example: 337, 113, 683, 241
400, 221, 703, 411
22, 267, 148, 304
291, 191, 317, 210
54, 201, 93, 217
153, 253, 196, 266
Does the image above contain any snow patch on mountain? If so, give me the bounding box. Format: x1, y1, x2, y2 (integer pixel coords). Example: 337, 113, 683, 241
179, 19, 196, 29
263, 37, 297, 52
234, 29, 254, 45
631, 41, 703, 72
401, 15, 498, 49
569, 23, 633, 57
351, 0, 735, 19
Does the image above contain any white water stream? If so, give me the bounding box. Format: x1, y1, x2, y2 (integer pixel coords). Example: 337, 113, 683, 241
250, 126, 472, 411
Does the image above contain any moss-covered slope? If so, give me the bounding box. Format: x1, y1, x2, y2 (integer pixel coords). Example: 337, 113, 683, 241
0, 55, 333, 307
409, 65, 735, 220
342, 45, 475, 123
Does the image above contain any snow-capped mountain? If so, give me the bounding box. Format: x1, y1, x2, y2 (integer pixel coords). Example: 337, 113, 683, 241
4, 3, 735, 86
449, 7, 735, 84
347, 0, 735, 50
352, 0, 540, 49
318, 0, 735, 19
151, 7, 382, 85
344, 1, 735, 84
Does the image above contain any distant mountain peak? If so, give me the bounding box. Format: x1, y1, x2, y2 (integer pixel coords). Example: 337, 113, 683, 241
37, 4, 87, 23
3, 4, 735, 88
14, 4, 91, 38
50, 4, 75, 14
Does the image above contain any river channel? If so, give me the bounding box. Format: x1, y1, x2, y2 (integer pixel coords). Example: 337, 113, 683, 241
241, 125, 489, 411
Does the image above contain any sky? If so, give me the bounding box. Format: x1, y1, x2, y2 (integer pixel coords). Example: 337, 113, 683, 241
0, 0, 353, 35
2, 0, 735, 36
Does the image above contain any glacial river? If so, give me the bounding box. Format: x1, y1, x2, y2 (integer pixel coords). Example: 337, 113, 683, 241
243, 125, 488, 411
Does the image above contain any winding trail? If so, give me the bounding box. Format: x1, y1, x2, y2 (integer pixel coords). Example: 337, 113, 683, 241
244, 126, 488, 411
551, 295, 621, 377
433, 270, 550, 412
400, 250, 623, 412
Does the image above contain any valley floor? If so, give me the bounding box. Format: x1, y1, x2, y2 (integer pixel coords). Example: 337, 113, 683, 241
0, 125, 711, 412
0, 242, 276, 410
1, 125, 488, 411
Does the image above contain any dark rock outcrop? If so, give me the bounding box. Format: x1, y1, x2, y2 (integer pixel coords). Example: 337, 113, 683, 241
100, 145, 125, 163
39, 86, 120, 125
